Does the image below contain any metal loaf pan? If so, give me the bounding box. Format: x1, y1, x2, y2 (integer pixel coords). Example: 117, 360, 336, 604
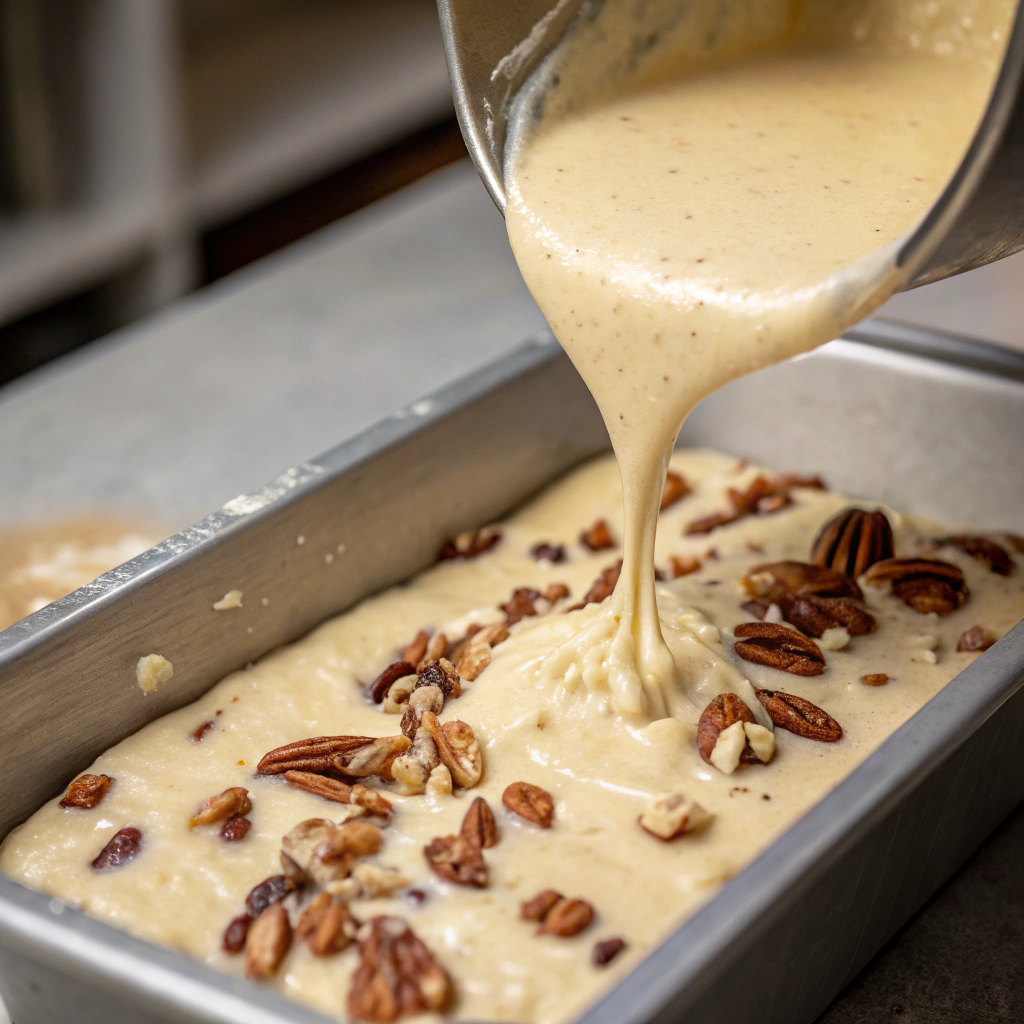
1, 322, 1023, 1024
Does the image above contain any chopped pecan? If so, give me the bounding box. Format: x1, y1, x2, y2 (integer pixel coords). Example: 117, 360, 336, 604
957, 626, 996, 652
685, 509, 739, 535
60, 773, 113, 809
347, 916, 451, 1022
741, 599, 769, 620
245, 903, 291, 981
297, 892, 359, 956
391, 728, 440, 795
222, 914, 251, 954
401, 685, 445, 740
370, 661, 416, 704
570, 560, 622, 610
353, 863, 410, 898
778, 594, 875, 638
545, 582, 571, 603
580, 519, 616, 551
935, 535, 1015, 576
864, 558, 969, 615
696, 694, 774, 774
401, 631, 430, 666
220, 817, 252, 842
283, 819, 382, 884
538, 898, 594, 937
189, 787, 252, 829
743, 561, 862, 602
811, 508, 894, 578
91, 827, 142, 871
593, 938, 627, 966
660, 471, 691, 511
450, 622, 508, 666
733, 622, 826, 676
416, 658, 461, 699
423, 632, 449, 665
448, 624, 483, 664
666, 554, 701, 578
245, 874, 295, 917
861, 673, 890, 686
190, 720, 216, 742
521, 889, 563, 921
440, 527, 501, 560
456, 643, 491, 681
418, 713, 483, 789
284, 771, 393, 818
502, 586, 544, 625
531, 542, 567, 563
424, 834, 488, 888
502, 781, 554, 828
461, 797, 498, 848
638, 793, 712, 840
754, 689, 842, 741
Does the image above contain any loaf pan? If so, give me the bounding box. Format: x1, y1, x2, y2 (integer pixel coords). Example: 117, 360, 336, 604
0, 321, 1022, 1024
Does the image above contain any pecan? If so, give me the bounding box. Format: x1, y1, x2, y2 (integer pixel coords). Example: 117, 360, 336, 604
502, 781, 554, 828
337, 736, 413, 782
863, 558, 969, 615
416, 658, 461, 699
91, 827, 142, 871
347, 916, 451, 1022
521, 889, 562, 921
424, 834, 488, 887
440, 526, 501, 560
391, 727, 440, 795
448, 624, 483, 664
284, 771, 393, 818
811, 508, 894, 578
778, 594, 875, 638
743, 561, 862, 602
400, 686, 445, 740
502, 586, 544, 625
456, 643, 491, 681
538, 898, 594, 937
370, 661, 416, 704
297, 892, 359, 956
665, 554, 701, 578
935, 535, 1015, 576
190, 720, 215, 742
450, 622, 508, 666
638, 793, 712, 840
754, 689, 842, 742
220, 817, 252, 842
570, 560, 622, 610
580, 519, 616, 551
861, 673, 889, 686
401, 631, 429, 666
222, 914, 251, 954
957, 626, 996, 652
696, 694, 774, 774
245, 874, 295, 917
660, 471, 691, 511
353, 863, 410, 898
422, 632, 449, 665
257, 735, 378, 776
60, 773, 113, 809
531, 542, 567, 563
775, 472, 825, 491
685, 509, 739, 535
245, 903, 291, 981
418, 713, 483, 789
189, 786, 252, 829
593, 937, 627, 966
545, 582, 571, 603
283, 819, 382, 884
461, 797, 498, 848
741, 599, 769, 620
733, 622, 826, 676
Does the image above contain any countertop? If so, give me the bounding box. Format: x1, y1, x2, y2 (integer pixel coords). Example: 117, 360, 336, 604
1, 159, 1022, 1022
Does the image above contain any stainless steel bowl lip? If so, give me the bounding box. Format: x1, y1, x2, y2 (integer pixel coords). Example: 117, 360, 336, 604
1, 323, 1022, 1024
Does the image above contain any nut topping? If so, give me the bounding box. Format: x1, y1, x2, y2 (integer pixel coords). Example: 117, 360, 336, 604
370, 661, 416, 703
660, 471, 691, 511
733, 622, 826, 676
401, 631, 430, 666
245, 903, 291, 981
257, 735, 411, 782
189, 787, 252, 829
754, 689, 842, 742
665, 554, 702, 578
778, 594, 875, 639
440, 526, 501, 560
570, 560, 622, 610
593, 938, 627, 966
284, 771, 394, 818
684, 474, 815, 535
245, 874, 296, 917
957, 626, 996, 652
391, 727, 440, 795
863, 558, 969, 615
545, 582, 571, 603
502, 781, 554, 828
222, 914, 251, 954
935, 535, 1015, 576
502, 587, 544, 625
424, 833, 488, 887
811, 508, 894, 578
638, 793, 712, 840
861, 673, 890, 686
90, 827, 143, 871
282, 819, 383, 885
347, 916, 451, 1022
60, 773, 113, 809
742, 561, 862, 602
461, 796, 499, 849
531, 542, 567, 563
580, 519, 616, 551
455, 643, 491, 681
521, 889, 563, 921
538, 898, 595, 937
297, 892, 360, 956
696, 694, 775, 774
417, 713, 483, 789
220, 817, 252, 842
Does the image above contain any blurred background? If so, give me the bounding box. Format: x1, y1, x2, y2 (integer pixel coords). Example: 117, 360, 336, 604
0, 0, 468, 388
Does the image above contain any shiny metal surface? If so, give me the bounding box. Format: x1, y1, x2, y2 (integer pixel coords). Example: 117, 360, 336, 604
1, 325, 1023, 1022
436, 0, 1024, 288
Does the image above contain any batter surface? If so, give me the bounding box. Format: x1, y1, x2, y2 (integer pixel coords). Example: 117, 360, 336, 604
2, 450, 1022, 1022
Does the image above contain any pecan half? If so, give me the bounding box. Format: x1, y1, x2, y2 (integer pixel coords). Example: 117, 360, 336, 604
522, 889, 562, 921
743, 561, 862, 602
245, 903, 291, 980
220, 817, 251, 842
538, 898, 594, 937
779, 594, 875, 638
957, 626, 996, 652
502, 781, 554, 828
440, 526, 501, 560
660, 471, 691, 511
863, 558, 969, 615
370, 662, 416, 704
580, 519, 616, 551
418, 713, 483, 789
502, 587, 544, 625
733, 622, 826, 676
811, 508, 894, 578
935, 535, 1015, 576
754, 689, 842, 741
347, 916, 451, 1022
569, 560, 622, 610
297, 892, 359, 956
222, 914, 251, 954
258, 735, 377, 776
461, 796, 498, 848
91, 827, 142, 871
401, 631, 430, 666
424, 834, 488, 887
531, 542, 567, 563
60, 773, 113, 809
638, 793, 712, 840
861, 673, 889, 686
245, 874, 295, 917
189, 787, 252, 829
696, 694, 774, 774
593, 938, 627, 966
284, 771, 393, 818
